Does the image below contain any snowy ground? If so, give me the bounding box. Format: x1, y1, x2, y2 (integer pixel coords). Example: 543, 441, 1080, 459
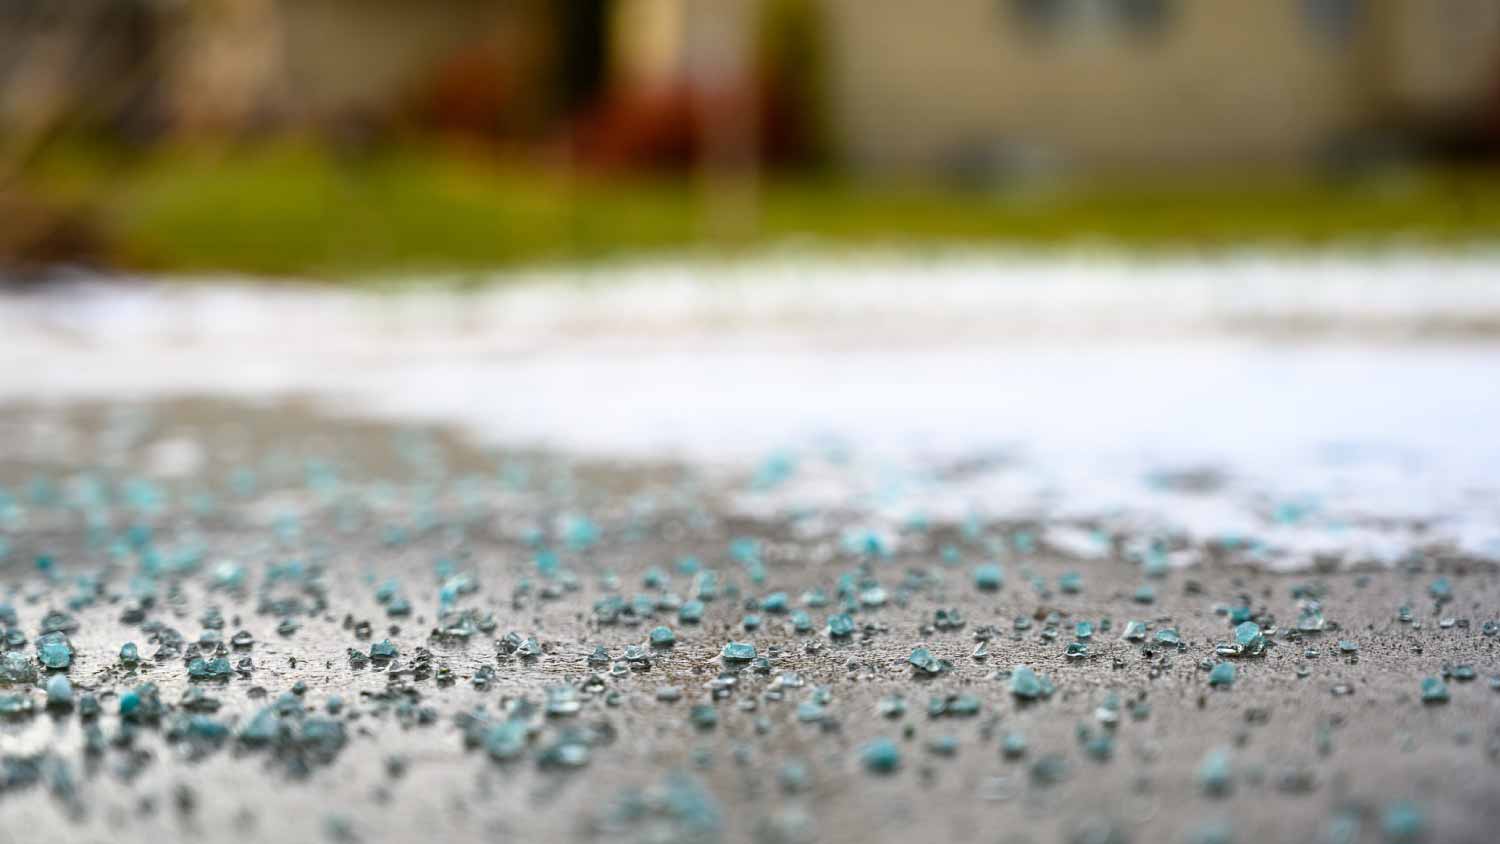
6, 249, 1500, 572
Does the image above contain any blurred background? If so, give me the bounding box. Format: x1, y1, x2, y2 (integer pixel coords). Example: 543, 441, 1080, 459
3, 0, 1500, 279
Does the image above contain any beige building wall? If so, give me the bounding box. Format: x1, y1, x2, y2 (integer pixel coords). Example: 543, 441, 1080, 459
277, 0, 552, 122
818, 0, 1499, 174
1381, 0, 1500, 116
611, 0, 758, 93
166, 0, 285, 134
611, 0, 690, 91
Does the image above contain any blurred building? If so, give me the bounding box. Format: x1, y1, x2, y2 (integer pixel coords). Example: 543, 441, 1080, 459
0, 0, 565, 142
268, 0, 561, 138
2, 0, 1498, 175
818, 0, 1500, 177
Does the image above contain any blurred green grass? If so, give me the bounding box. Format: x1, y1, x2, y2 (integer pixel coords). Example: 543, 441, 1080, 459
23, 142, 1500, 279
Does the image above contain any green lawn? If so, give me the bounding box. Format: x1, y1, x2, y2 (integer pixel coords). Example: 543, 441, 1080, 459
23, 142, 1500, 280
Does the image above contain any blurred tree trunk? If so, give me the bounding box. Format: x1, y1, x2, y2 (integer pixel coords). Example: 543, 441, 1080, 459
165, 0, 285, 137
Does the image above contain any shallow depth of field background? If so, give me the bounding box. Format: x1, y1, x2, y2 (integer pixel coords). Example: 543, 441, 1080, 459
2, 0, 1500, 279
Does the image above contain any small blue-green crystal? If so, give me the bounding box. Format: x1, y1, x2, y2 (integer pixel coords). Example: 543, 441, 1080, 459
689, 704, 718, 729
678, 600, 705, 624
827, 613, 855, 638
795, 701, 825, 723
1009, 665, 1054, 700
1082, 732, 1113, 761
35, 632, 73, 669
238, 707, 280, 744
692, 570, 720, 601
779, 761, 810, 793
539, 736, 591, 769
0, 693, 33, 718
515, 636, 542, 658
973, 564, 1004, 591
0, 651, 37, 684
187, 657, 231, 680
45, 675, 73, 709
1428, 577, 1452, 603
946, 694, 981, 716
1233, 621, 1263, 653
484, 721, 527, 761
926, 735, 959, 756
649, 626, 675, 647
721, 641, 756, 661
860, 738, 901, 774
1419, 677, 1449, 703
1030, 754, 1068, 787
1297, 601, 1326, 632
544, 685, 581, 716
878, 695, 906, 718
1381, 801, 1426, 843
39, 609, 77, 634
185, 715, 229, 744
1208, 662, 1236, 687
1197, 748, 1232, 796
907, 647, 950, 675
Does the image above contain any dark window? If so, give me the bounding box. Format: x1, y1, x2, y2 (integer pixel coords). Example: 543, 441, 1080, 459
1302, 0, 1362, 43
1113, 0, 1172, 36
1009, 0, 1174, 39
1011, 0, 1072, 34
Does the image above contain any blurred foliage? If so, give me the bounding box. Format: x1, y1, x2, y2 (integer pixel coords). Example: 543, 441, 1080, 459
16, 141, 1500, 279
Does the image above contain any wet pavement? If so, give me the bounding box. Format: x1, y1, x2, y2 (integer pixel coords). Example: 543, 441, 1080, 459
0, 398, 1495, 844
